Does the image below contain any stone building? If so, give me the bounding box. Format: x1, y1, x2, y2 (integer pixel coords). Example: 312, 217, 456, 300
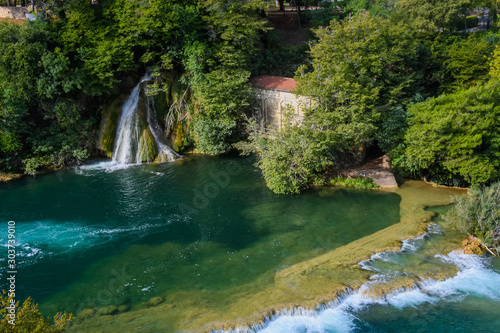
251, 76, 309, 128
0, 6, 29, 19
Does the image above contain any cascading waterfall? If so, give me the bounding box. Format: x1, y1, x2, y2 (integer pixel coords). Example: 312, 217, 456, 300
112, 74, 178, 164
212, 225, 500, 333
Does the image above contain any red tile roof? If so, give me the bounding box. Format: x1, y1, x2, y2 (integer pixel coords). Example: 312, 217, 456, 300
251, 76, 297, 91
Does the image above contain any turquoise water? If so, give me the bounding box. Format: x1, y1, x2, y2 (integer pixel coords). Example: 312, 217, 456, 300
259, 223, 500, 333
0, 155, 403, 330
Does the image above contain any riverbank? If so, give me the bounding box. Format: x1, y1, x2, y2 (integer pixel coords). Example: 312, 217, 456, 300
0, 171, 22, 182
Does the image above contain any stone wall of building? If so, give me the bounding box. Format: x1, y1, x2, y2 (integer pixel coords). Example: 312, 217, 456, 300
0, 6, 28, 19
252, 88, 309, 128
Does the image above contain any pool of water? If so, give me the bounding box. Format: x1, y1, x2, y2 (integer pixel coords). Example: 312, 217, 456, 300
0, 155, 402, 330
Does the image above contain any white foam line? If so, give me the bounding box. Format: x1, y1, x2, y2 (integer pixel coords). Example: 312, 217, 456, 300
211, 225, 500, 333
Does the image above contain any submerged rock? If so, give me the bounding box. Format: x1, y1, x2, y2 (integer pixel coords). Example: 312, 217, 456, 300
118, 304, 129, 313
139, 128, 157, 163
77, 308, 96, 320
97, 305, 119, 316
147, 296, 165, 307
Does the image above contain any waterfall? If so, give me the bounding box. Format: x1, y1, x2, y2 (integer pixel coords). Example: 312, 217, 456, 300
112, 74, 178, 164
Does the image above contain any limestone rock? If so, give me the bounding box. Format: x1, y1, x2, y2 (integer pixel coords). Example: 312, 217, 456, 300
77, 308, 96, 320
139, 128, 158, 162
97, 305, 119, 316
118, 304, 130, 313
462, 236, 485, 255
147, 296, 165, 307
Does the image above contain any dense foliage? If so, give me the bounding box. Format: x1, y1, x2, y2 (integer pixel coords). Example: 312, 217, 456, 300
396, 80, 500, 185
0, 0, 268, 175
331, 177, 379, 189
0, 293, 73, 332
234, 111, 333, 194
445, 182, 500, 256
1, 0, 500, 195
238, 3, 500, 193
0, 20, 93, 175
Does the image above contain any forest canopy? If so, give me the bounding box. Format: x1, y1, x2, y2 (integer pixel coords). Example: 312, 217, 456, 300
0, 0, 499, 193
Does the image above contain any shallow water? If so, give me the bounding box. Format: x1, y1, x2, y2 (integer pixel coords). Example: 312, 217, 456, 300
0, 156, 403, 331
256, 218, 500, 333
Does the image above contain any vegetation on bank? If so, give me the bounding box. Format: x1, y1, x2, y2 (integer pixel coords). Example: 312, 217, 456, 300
239, 1, 500, 193
445, 182, 500, 256
331, 177, 379, 189
0, 0, 499, 195
0, 293, 73, 332
0, 0, 269, 175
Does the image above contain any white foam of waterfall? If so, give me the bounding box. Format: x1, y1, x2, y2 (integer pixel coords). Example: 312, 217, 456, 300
112, 73, 178, 164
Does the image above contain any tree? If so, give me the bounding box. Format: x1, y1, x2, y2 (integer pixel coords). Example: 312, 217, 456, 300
0, 293, 73, 332
490, 45, 500, 79
295, 12, 420, 150
278, 0, 284, 11
235, 110, 335, 194
398, 80, 500, 185
394, 0, 478, 33
0, 20, 91, 174
445, 182, 500, 256
188, 0, 268, 154
446, 33, 494, 89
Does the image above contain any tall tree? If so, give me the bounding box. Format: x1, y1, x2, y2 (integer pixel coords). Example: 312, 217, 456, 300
398, 80, 500, 185
394, 0, 478, 33
295, 12, 420, 150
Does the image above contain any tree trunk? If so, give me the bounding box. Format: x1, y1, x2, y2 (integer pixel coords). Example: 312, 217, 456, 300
297, 0, 301, 30
278, 0, 284, 12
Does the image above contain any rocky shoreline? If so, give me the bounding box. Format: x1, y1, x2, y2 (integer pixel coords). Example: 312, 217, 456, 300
0, 172, 22, 182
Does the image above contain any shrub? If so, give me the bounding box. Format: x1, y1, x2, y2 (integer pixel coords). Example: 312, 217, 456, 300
234, 112, 334, 195
397, 80, 500, 186
0, 292, 73, 332
193, 116, 236, 155
331, 177, 379, 189
444, 182, 500, 256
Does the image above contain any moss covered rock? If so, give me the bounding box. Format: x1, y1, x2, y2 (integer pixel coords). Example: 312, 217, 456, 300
139, 128, 157, 163
97, 98, 123, 158
117, 305, 130, 313
147, 296, 164, 307
173, 123, 186, 152
77, 308, 96, 320
97, 305, 119, 316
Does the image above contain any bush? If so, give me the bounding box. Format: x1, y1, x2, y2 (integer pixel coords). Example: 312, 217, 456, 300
234, 112, 334, 195
444, 182, 500, 256
397, 80, 500, 186
193, 117, 236, 155
454, 15, 479, 31
467, 15, 479, 28
0, 292, 73, 332
331, 177, 379, 189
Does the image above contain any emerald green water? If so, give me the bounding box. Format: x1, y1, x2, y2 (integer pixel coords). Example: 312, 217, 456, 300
260, 210, 500, 333
0, 156, 402, 329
